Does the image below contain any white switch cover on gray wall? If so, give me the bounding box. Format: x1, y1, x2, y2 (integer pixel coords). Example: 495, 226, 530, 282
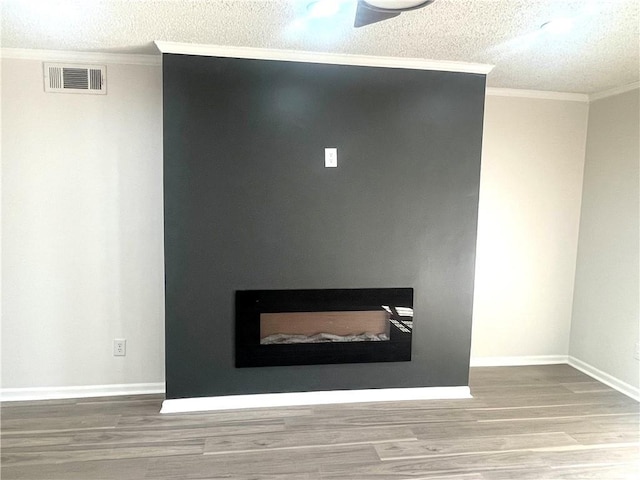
325, 148, 337, 168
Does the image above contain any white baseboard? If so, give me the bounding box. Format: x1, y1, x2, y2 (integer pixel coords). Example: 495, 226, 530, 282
4, 357, 636, 405
0, 383, 165, 402
568, 356, 640, 402
470, 355, 569, 367
160, 386, 472, 414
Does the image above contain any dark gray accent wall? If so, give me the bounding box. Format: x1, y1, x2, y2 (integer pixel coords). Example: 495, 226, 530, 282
163, 53, 485, 400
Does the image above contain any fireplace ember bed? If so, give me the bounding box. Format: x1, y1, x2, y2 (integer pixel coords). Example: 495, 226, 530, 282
235, 288, 413, 368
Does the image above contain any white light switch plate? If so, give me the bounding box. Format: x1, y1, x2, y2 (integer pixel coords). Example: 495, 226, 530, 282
325, 148, 337, 168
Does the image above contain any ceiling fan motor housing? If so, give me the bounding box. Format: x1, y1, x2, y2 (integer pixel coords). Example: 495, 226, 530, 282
355, 0, 437, 28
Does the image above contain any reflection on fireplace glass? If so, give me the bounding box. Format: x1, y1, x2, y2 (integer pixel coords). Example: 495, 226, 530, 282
259, 307, 414, 345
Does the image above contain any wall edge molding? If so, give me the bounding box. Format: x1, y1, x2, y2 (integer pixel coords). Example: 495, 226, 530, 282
160, 386, 471, 413
568, 356, 640, 402
485, 88, 589, 102
0, 383, 165, 402
589, 81, 640, 102
154, 41, 494, 74
470, 355, 569, 367
0, 47, 161, 66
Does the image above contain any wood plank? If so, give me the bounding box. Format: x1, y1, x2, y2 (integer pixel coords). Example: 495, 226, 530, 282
463, 389, 626, 409
1, 439, 204, 467
322, 474, 484, 480
1, 398, 162, 419
204, 425, 416, 455
375, 432, 579, 460
285, 407, 473, 430
470, 384, 575, 397
0, 414, 120, 434
411, 418, 604, 439
1, 434, 72, 449
311, 397, 484, 411
318, 450, 548, 479
146, 445, 379, 478
320, 445, 640, 479
469, 365, 592, 386
481, 463, 640, 479
470, 401, 639, 421
116, 407, 313, 429
70, 420, 286, 445
0, 458, 150, 480
530, 444, 640, 466
534, 444, 640, 469
569, 430, 640, 445
560, 381, 615, 393
589, 413, 640, 431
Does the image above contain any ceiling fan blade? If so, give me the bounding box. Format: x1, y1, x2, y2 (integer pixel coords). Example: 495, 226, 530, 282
354, 1, 401, 28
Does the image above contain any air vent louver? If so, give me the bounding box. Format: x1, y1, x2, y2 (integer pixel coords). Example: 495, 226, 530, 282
44, 63, 106, 94
89, 69, 102, 90
49, 66, 63, 89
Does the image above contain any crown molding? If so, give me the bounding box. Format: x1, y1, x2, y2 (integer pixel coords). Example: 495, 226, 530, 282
154, 41, 494, 75
486, 87, 589, 103
8, 45, 634, 102
487, 83, 640, 103
0, 48, 161, 66
589, 81, 640, 102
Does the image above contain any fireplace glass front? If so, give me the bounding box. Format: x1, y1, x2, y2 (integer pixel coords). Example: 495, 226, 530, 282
235, 288, 413, 367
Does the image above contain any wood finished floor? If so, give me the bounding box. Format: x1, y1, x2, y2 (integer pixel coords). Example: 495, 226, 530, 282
1, 365, 639, 479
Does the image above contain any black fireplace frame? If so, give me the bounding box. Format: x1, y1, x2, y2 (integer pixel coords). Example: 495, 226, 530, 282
235, 288, 414, 368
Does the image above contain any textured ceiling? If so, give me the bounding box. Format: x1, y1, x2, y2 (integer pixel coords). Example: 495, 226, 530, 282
1, 0, 638, 93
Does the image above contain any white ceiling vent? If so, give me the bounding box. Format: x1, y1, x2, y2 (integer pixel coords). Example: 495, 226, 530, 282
44, 63, 106, 94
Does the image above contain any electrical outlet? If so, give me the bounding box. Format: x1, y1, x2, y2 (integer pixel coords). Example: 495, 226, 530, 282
113, 339, 126, 356
324, 147, 337, 168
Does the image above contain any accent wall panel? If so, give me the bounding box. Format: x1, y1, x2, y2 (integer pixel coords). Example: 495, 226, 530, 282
163, 53, 485, 399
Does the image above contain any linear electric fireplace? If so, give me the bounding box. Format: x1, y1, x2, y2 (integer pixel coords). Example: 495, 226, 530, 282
235, 288, 413, 368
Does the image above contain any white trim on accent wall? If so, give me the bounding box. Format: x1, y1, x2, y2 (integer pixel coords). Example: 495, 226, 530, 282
160, 386, 472, 413
0, 383, 165, 402
0, 48, 161, 66
154, 41, 494, 74
470, 355, 569, 367
589, 81, 640, 102
568, 357, 640, 402
485, 88, 589, 103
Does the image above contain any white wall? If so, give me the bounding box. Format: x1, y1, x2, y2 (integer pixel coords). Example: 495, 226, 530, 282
1, 57, 164, 388
569, 88, 640, 390
471, 95, 589, 361
1, 53, 595, 391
